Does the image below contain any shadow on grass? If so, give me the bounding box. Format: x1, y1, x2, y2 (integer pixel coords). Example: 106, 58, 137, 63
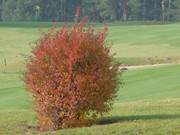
97, 114, 180, 125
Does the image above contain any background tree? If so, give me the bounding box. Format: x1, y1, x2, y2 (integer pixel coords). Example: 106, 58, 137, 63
128, 0, 141, 20
1, 0, 180, 22
0, 0, 2, 21
122, 0, 129, 21
1, 0, 17, 21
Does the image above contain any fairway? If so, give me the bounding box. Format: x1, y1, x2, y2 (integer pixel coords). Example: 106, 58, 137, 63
1, 22, 180, 67
0, 64, 180, 134
1, 64, 180, 110
0, 22, 180, 134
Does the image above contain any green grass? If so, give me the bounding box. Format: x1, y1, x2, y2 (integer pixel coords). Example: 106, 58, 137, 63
118, 65, 180, 102
1, 22, 180, 134
0, 100, 180, 135
1, 64, 180, 110
1, 22, 180, 67
108, 23, 180, 65
0, 64, 180, 134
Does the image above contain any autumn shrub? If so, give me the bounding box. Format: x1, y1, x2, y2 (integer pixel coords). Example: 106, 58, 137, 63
24, 19, 120, 131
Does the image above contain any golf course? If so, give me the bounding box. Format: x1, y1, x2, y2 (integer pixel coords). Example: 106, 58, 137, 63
0, 22, 180, 134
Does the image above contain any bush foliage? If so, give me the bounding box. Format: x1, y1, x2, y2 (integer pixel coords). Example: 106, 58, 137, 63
24, 19, 120, 131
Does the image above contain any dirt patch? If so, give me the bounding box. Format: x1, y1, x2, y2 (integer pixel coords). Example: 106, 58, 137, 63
16, 122, 39, 134
120, 63, 180, 70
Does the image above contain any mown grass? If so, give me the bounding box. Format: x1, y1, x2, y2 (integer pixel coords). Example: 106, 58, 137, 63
1, 64, 180, 110
108, 23, 180, 65
0, 99, 180, 135
1, 22, 180, 134
0, 64, 180, 134
118, 64, 180, 102
1, 22, 180, 67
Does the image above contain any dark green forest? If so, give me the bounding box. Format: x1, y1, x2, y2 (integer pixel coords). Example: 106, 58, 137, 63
0, 0, 180, 22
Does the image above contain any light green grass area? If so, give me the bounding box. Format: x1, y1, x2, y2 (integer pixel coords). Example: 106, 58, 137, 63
108, 23, 180, 65
0, 22, 180, 134
1, 22, 180, 67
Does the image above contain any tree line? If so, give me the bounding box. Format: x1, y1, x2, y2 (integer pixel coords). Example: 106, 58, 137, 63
0, 0, 180, 22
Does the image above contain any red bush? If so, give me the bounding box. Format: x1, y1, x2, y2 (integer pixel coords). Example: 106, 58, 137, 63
24, 19, 120, 131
